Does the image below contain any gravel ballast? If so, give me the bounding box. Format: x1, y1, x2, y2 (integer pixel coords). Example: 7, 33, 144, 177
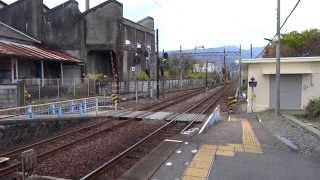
259, 111, 320, 157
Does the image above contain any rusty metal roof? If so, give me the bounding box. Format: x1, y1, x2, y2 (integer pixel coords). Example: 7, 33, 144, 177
0, 40, 81, 63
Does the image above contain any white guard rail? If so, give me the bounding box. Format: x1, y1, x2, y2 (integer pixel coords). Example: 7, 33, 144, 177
198, 105, 221, 134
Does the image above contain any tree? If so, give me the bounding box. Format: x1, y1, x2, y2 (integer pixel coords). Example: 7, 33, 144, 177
263, 29, 320, 57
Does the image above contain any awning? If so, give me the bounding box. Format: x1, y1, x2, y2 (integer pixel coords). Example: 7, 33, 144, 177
0, 40, 81, 63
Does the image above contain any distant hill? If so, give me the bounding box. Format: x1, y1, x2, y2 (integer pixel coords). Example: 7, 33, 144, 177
167, 46, 264, 65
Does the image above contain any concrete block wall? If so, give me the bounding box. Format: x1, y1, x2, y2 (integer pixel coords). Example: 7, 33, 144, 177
0, 117, 92, 151
0, 84, 17, 108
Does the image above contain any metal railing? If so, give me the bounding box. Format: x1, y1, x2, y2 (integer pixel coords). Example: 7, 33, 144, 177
20, 78, 206, 105
0, 96, 111, 120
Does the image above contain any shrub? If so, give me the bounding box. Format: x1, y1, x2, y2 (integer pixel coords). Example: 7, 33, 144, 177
305, 97, 320, 120
137, 71, 150, 81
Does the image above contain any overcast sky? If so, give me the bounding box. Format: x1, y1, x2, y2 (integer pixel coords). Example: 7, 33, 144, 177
3, 0, 320, 50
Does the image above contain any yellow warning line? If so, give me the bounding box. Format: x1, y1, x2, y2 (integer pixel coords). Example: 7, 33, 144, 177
182, 145, 217, 180
182, 120, 263, 180
241, 120, 263, 154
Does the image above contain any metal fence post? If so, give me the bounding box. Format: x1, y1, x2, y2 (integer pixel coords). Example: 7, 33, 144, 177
58, 106, 63, 117
95, 97, 99, 116
57, 79, 60, 99
135, 79, 138, 104
87, 79, 90, 97
141, 81, 143, 97
38, 79, 41, 101
93, 80, 96, 96
71, 100, 75, 113
98, 81, 101, 96
73, 79, 76, 97
84, 99, 87, 112
27, 105, 33, 119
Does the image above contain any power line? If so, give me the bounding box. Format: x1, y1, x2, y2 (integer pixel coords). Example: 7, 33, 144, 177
151, 0, 162, 7
257, 0, 302, 58
281, 0, 301, 30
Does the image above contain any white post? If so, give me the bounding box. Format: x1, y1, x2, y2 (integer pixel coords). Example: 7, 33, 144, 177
60, 62, 64, 85
41, 61, 44, 87
11, 58, 15, 83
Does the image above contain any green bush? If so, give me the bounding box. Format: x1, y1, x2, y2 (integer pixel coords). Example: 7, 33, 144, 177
137, 71, 150, 81
305, 97, 320, 120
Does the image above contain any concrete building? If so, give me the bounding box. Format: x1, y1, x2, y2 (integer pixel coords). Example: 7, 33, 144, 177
193, 63, 216, 73
242, 57, 320, 112
0, 0, 155, 82
0, 20, 81, 84
0, 1, 7, 9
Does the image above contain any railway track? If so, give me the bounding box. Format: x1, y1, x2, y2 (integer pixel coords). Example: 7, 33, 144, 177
80, 83, 234, 180
137, 88, 204, 111
0, 87, 208, 177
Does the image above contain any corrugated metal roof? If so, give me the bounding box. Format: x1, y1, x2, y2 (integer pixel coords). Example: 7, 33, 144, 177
0, 40, 81, 63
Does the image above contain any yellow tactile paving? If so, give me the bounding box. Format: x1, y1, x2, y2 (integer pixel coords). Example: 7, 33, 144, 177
229, 143, 245, 152
197, 148, 216, 155
241, 120, 263, 154
184, 167, 209, 178
202, 144, 218, 150
216, 149, 235, 157
193, 153, 214, 162
182, 145, 216, 179
218, 145, 235, 151
189, 160, 212, 169
181, 119, 264, 180
182, 175, 207, 180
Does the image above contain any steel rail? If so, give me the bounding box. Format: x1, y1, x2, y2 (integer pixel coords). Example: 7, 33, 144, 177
0, 87, 207, 177
180, 87, 225, 133
0, 120, 133, 177
0, 119, 112, 158
80, 85, 227, 180
138, 88, 204, 111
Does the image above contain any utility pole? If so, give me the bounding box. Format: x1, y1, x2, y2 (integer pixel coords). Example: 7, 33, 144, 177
162, 49, 165, 98
239, 44, 242, 92
223, 48, 226, 83
205, 60, 208, 88
179, 45, 183, 89
250, 44, 253, 59
156, 29, 160, 99
275, 0, 281, 116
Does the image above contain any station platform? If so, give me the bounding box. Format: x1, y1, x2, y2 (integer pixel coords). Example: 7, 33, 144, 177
120, 114, 320, 180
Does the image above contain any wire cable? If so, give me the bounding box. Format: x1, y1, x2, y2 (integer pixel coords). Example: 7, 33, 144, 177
257, 0, 302, 58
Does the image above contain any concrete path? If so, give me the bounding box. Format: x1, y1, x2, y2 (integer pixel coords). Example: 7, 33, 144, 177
122, 114, 320, 180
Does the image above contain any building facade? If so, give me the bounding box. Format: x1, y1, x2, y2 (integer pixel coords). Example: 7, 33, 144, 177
0, 0, 155, 82
242, 57, 320, 112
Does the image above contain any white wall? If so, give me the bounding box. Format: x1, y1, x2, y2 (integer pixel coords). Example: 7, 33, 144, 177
247, 64, 270, 112
245, 61, 320, 112
301, 62, 320, 108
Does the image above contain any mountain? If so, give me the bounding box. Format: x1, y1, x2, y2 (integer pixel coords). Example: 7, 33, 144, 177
167, 46, 264, 65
